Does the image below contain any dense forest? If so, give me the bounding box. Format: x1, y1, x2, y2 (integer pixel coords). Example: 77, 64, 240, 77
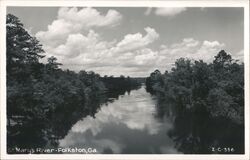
6, 13, 245, 154
6, 14, 141, 153
146, 50, 244, 153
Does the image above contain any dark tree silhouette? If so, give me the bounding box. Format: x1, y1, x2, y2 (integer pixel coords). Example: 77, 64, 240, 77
6, 14, 142, 153
146, 50, 244, 153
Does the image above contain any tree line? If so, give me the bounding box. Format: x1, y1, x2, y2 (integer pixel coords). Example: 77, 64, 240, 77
6, 14, 141, 153
146, 50, 244, 153
6, 13, 245, 154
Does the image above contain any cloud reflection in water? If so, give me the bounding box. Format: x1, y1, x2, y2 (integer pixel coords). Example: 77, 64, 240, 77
59, 87, 179, 154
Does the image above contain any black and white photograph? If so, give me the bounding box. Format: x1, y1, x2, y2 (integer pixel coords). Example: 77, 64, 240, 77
0, 0, 249, 160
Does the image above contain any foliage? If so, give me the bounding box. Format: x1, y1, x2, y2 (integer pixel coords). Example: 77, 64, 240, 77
101, 75, 141, 95
146, 50, 244, 153
6, 14, 141, 153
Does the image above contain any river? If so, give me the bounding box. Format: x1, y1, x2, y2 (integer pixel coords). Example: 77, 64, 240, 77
59, 86, 180, 154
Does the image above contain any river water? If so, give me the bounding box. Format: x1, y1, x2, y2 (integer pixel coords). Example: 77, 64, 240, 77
59, 86, 180, 154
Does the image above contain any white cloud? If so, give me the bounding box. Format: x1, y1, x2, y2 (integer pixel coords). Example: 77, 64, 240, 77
196, 40, 225, 61
36, 7, 227, 76
36, 7, 163, 76
159, 38, 224, 62
38, 25, 160, 76
36, 19, 72, 47
40, 30, 225, 76
58, 7, 122, 28
232, 49, 244, 62
112, 27, 159, 53
36, 7, 122, 47
41, 30, 115, 68
134, 48, 158, 67
155, 7, 187, 17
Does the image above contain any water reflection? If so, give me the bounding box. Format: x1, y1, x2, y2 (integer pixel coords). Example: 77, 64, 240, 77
59, 87, 179, 154
155, 98, 244, 154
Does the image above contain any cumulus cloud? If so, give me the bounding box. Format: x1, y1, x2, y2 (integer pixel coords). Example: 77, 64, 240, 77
233, 49, 244, 62
155, 7, 187, 17
38, 24, 160, 76
40, 31, 225, 76
36, 8, 228, 77
40, 30, 115, 69
58, 7, 122, 28
112, 27, 159, 53
159, 38, 224, 62
36, 7, 163, 76
36, 7, 122, 47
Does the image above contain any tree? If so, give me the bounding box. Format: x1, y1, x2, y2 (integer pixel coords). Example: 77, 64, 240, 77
7, 14, 44, 80
46, 56, 62, 71
213, 50, 232, 64
146, 69, 163, 93
213, 50, 232, 71
6, 14, 142, 153
7, 14, 44, 65
145, 50, 244, 153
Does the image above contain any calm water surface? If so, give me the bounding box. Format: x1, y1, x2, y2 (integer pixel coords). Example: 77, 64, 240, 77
59, 86, 180, 154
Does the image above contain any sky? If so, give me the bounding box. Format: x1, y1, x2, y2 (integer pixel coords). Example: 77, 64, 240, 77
7, 7, 244, 77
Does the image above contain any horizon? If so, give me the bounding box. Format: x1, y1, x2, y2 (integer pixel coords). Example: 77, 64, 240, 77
7, 7, 244, 77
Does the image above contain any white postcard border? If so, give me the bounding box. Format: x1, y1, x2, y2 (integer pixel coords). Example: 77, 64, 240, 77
0, 1, 249, 160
